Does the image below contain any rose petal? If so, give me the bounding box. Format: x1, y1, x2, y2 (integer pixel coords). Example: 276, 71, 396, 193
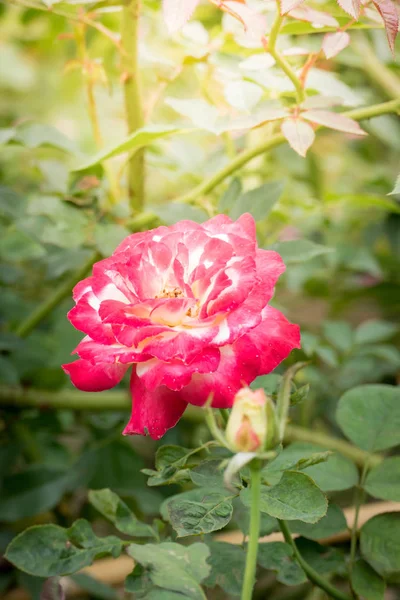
62, 359, 128, 392
123, 370, 188, 439
245, 305, 301, 373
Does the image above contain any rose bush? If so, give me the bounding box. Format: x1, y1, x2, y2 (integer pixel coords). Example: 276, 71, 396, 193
63, 213, 300, 438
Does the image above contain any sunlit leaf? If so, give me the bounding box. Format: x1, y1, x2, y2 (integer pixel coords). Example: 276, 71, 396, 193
281, 118, 315, 157
73, 125, 186, 171
302, 110, 367, 135
289, 6, 339, 27
280, 0, 305, 15
322, 31, 351, 58
336, 0, 361, 19
163, 0, 200, 33
373, 0, 398, 53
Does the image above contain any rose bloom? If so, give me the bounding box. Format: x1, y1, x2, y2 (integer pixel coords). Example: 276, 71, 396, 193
63, 214, 300, 439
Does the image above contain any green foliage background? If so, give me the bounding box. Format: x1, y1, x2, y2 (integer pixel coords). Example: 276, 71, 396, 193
0, 0, 399, 598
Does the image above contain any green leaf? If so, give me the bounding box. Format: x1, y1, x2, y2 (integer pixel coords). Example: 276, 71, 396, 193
290, 383, 310, 406
351, 560, 385, 600
0, 229, 45, 261
389, 174, 400, 195
190, 460, 227, 489
167, 492, 234, 537
354, 320, 398, 345
230, 181, 284, 221
365, 457, 400, 502
261, 443, 358, 492
0, 186, 26, 219
290, 504, 347, 540
14, 123, 77, 153
241, 471, 327, 524
0, 466, 72, 521
328, 193, 400, 214
360, 512, 400, 578
204, 542, 246, 596
269, 240, 334, 265
257, 542, 306, 586
149, 203, 207, 225
336, 384, 400, 452
323, 320, 354, 353
0, 127, 16, 144
218, 179, 242, 213
5, 520, 122, 577
295, 538, 345, 575
127, 542, 210, 600
143, 445, 200, 487
94, 224, 131, 257
70, 573, 119, 600
88, 489, 156, 538
73, 125, 185, 171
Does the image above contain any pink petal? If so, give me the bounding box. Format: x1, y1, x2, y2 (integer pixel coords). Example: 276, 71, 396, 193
74, 335, 151, 364
322, 31, 351, 59
123, 370, 188, 439
62, 359, 128, 392
302, 110, 367, 136
68, 292, 115, 344
245, 305, 301, 373
336, 0, 361, 19
177, 337, 262, 408
136, 347, 220, 391
373, 0, 398, 54
163, 0, 200, 33
281, 118, 315, 157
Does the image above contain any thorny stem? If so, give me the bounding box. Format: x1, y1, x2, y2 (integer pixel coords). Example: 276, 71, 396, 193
276, 362, 308, 441
241, 461, 262, 600
266, 9, 306, 104
74, 22, 120, 202
121, 0, 145, 212
279, 520, 353, 600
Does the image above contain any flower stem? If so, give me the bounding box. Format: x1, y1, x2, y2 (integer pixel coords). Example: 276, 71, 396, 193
278, 520, 352, 600
241, 461, 262, 600
175, 98, 400, 206
267, 10, 305, 104
121, 0, 145, 212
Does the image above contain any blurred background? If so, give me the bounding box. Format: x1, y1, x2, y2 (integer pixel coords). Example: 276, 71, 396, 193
0, 0, 399, 598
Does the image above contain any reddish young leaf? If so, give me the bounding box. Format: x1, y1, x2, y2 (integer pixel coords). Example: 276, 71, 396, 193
373, 0, 399, 54
163, 0, 200, 33
281, 118, 315, 157
280, 0, 305, 15
222, 1, 267, 42
289, 6, 339, 27
322, 31, 351, 59
302, 110, 367, 135
336, 0, 361, 19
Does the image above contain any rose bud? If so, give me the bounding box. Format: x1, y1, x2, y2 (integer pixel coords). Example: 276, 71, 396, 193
225, 387, 278, 453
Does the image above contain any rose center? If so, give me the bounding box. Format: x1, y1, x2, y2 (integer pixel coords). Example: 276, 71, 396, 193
155, 287, 184, 299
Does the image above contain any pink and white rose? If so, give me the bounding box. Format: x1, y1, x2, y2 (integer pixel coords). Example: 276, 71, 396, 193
63, 214, 300, 439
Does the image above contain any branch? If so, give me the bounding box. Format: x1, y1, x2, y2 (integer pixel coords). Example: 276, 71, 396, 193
278, 520, 352, 600
13, 214, 156, 338
174, 98, 400, 206
353, 34, 400, 101
0, 386, 383, 468
14, 252, 101, 338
